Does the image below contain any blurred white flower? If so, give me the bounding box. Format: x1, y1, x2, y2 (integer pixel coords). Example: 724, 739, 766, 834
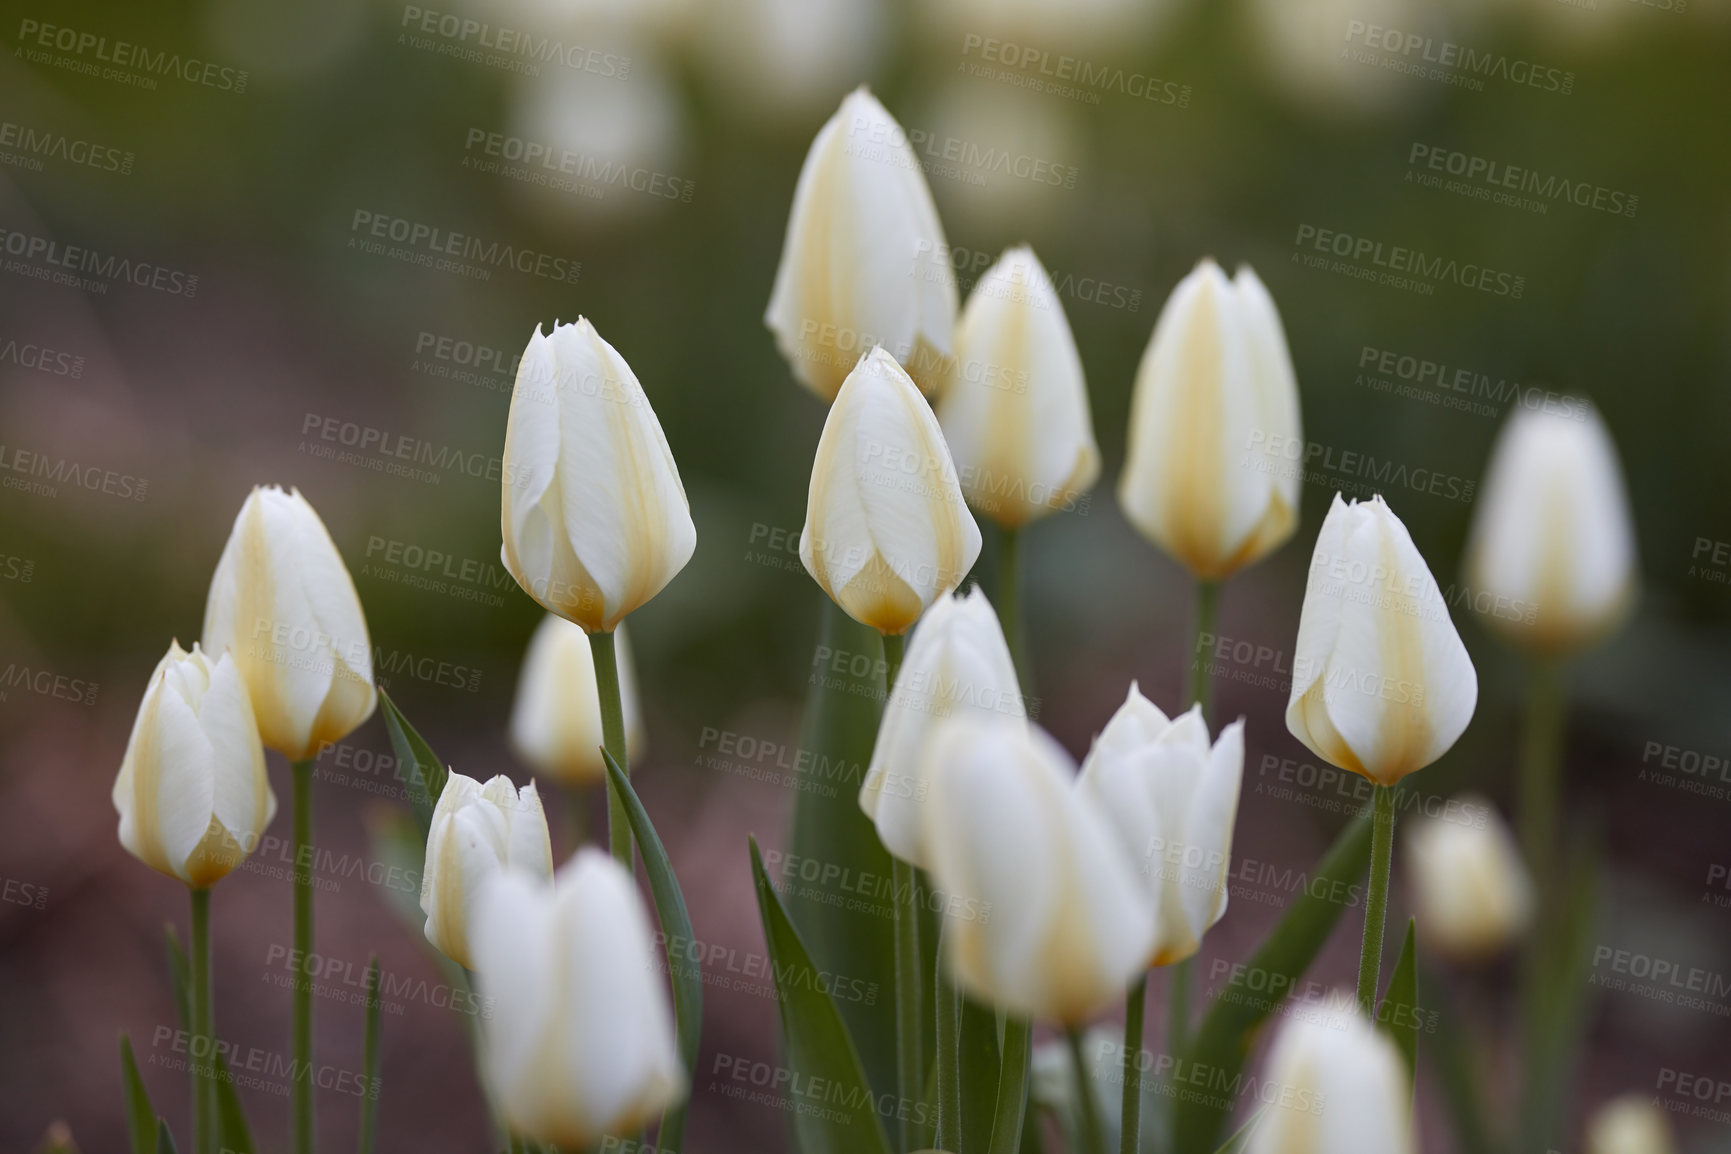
1405, 795, 1531, 960
421, 772, 553, 970
1243, 1002, 1415, 1154
695, 0, 887, 123
511, 615, 645, 785
1585, 1094, 1678, 1154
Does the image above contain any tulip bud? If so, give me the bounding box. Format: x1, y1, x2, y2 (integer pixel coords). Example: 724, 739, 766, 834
765, 86, 958, 400
420, 772, 553, 970
937, 246, 1100, 528
509, 615, 645, 786
1463, 400, 1638, 654
1404, 795, 1531, 961
1119, 260, 1303, 579
1077, 684, 1244, 966
500, 319, 698, 633
471, 849, 686, 1147
202, 486, 376, 761
1586, 1095, 1678, 1154
800, 346, 982, 635
859, 587, 1024, 868
1243, 1002, 1415, 1154
112, 642, 276, 888
920, 715, 1154, 1025
1286, 493, 1478, 787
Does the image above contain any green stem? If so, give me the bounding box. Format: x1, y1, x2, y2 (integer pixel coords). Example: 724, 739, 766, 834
1066, 1027, 1104, 1154
1518, 657, 1568, 1151
882, 631, 905, 698
935, 925, 962, 1152
358, 957, 381, 1154
892, 858, 923, 1153
190, 886, 213, 1154
998, 524, 1028, 688
1518, 659, 1565, 889
989, 1016, 1032, 1154
1356, 784, 1398, 1013
590, 630, 632, 872
291, 756, 315, 1154
1119, 976, 1146, 1154
1185, 580, 1221, 725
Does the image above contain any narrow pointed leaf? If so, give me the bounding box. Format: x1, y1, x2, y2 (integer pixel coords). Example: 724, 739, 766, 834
359, 955, 382, 1154
120, 1035, 156, 1154
959, 996, 1001, 1154
1210, 1107, 1266, 1154
154, 1120, 178, 1154
162, 925, 190, 1032
1376, 919, 1420, 1093
379, 688, 448, 833
163, 925, 256, 1153
988, 1017, 1032, 1154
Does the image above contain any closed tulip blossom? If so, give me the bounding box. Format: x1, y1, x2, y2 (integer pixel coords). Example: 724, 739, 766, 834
938, 245, 1099, 528
510, 615, 645, 786
1243, 1003, 1415, 1154
859, 586, 1024, 868
202, 485, 376, 762
920, 715, 1154, 1025
800, 346, 982, 635
1119, 260, 1304, 580
1586, 1095, 1678, 1154
1286, 493, 1478, 787
112, 642, 277, 887
420, 772, 553, 970
1077, 684, 1244, 967
1405, 796, 1532, 961
471, 849, 685, 1147
1464, 400, 1638, 654
765, 86, 958, 400
500, 318, 697, 633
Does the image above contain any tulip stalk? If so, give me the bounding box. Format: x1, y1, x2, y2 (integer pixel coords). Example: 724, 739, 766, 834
1517, 657, 1567, 1149
1067, 1027, 1105, 1154
190, 886, 213, 1154
591, 630, 633, 871
291, 757, 315, 1154
880, 629, 924, 1154
1356, 784, 1399, 1013
1119, 977, 1145, 1154
997, 525, 1027, 686
934, 931, 961, 1152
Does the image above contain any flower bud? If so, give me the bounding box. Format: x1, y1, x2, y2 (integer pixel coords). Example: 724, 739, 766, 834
509, 615, 645, 786
1286, 493, 1478, 786
112, 642, 276, 888
938, 246, 1099, 528
202, 485, 376, 761
420, 772, 553, 970
1586, 1095, 1677, 1154
800, 346, 982, 635
1243, 1002, 1415, 1154
501, 319, 697, 633
1404, 795, 1531, 961
765, 86, 958, 400
1078, 684, 1243, 966
1118, 260, 1303, 579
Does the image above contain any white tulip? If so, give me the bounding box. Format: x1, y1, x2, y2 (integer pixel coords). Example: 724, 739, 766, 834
859, 587, 1024, 868
938, 246, 1100, 528
112, 642, 276, 888
203, 485, 376, 762
510, 615, 645, 786
500, 318, 698, 633
920, 715, 1154, 1025
471, 849, 685, 1147
765, 86, 958, 400
1464, 400, 1638, 653
1286, 494, 1478, 787
1119, 260, 1303, 579
1243, 1002, 1414, 1154
800, 346, 982, 635
1404, 795, 1531, 961
1077, 684, 1244, 967
420, 772, 553, 970
1586, 1095, 1678, 1154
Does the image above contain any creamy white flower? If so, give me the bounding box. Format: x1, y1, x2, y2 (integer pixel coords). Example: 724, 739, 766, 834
202, 485, 375, 761
938, 246, 1099, 528
112, 642, 275, 888
1286, 494, 1478, 786
510, 615, 645, 786
1119, 260, 1303, 579
1586, 1094, 1678, 1154
1078, 684, 1243, 967
1405, 795, 1531, 961
471, 849, 685, 1147
765, 86, 958, 400
420, 772, 553, 970
1243, 1002, 1414, 1154
501, 318, 697, 633
1464, 400, 1638, 653
859, 587, 1023, 868
800, 346, 982, 635
920, 715, 1154, 1025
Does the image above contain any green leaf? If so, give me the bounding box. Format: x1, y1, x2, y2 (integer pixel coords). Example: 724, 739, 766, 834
1376, 919, 1420, 1094
379, 688, 448, 833
359, 955, 382, 1154
1171, 811, 1374, 1153
604, 749, 702, 1153
154, 1120, 178, 1154
162, 925, 191, 1031
162, 924, 257, 1154
748, 836, 894, 1154
1209, 1107, 1266, 1154
958, 996, 1001, 1154
987, 1017, 1031, 1154
120, 1035, 156, 1154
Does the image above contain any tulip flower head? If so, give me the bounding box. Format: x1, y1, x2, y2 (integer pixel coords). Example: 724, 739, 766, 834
1119, 260, 1303, 579
859, 586, 1024, 868
1286, 493, 1478, 787
938, 245, 1100, 528
112, 641, 276, 888
1243, 1002, 1415, 1154
800, 346, 983, 635
420, 772, 553, 970
470, 849, 685, 1147
920, 715, 1154, 1025
500, 318, 697, 633
765, 86, 958, 400
202, 485, 376, 762
1404, 795, 1531, 961
509, 614, 645, 786
1586, 1094, 1678, 1154
1078, 684, 1244, 967
1464, 400, 1638, 654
